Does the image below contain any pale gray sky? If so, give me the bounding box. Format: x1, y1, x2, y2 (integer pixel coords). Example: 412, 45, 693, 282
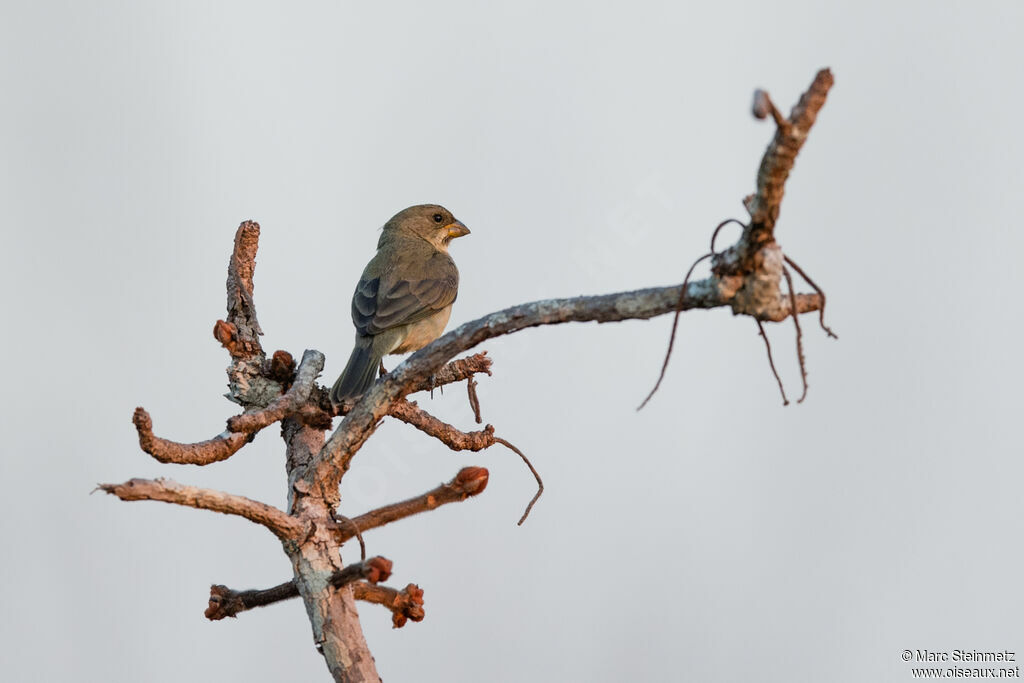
2, 1, 1023, 682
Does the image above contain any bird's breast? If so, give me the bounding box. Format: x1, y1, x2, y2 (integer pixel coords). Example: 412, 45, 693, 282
389, 305, 454, 354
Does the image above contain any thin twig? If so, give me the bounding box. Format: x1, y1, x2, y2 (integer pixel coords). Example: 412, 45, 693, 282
756, 320, 789, 406
494, 437, 543, 526
467, 376, 483, 424
782, 266, 809, 403
783, 254, 838, 339
333, 513, 366, 561
637, 252, 714, 410
710, 218, 748, 254
752, 88, 788, 129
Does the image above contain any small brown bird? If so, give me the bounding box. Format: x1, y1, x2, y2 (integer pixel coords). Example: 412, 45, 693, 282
330, 204, 470, 404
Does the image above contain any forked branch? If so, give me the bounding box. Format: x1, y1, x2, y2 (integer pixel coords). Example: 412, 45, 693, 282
205, 556, 397, 621
132, 350, 325, 466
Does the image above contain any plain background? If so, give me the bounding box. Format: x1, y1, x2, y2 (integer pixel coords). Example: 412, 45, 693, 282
2, 1, 1023, 681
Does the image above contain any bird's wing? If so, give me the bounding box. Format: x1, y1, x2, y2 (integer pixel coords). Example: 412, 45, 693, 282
352, 252, 458, 336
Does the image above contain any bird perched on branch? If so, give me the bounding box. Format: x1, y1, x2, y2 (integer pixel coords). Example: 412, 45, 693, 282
330, 204, 470, 404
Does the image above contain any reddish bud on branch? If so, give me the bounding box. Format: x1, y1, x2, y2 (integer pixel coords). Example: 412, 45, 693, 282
268, 350, 296, 384
454, 466, 489, 496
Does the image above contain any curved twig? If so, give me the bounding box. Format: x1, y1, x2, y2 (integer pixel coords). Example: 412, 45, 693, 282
637, 252, 714, 410
493, 437, 543, 526
710, 218, 748, 254
783, 254, 838, 339
388, 399, 496, 450
132, 407, 249, 465
781, 266, 808, 403
756, 320, 789, 406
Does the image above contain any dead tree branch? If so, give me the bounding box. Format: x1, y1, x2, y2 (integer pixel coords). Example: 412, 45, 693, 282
205, 556, 393, 620
131, 407, 249, 465
97, 478, 303, 540
341, 467, 489, 541
744, 68, 834, 243
331, 352, 493, 417
223, 220, 264, 357
205, 574, 422, 630
206, 580, 298, 620
352, 582, 425, 628
131, 349, 325, 466
314, 282, 823, 490
388, 399, 496, 451
384, 403, 542, 522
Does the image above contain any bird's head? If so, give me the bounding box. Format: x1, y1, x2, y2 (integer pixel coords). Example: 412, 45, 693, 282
383, 204, 470, 251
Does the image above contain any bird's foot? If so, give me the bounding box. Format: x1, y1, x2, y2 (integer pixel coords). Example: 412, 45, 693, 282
428, 374, 444, 399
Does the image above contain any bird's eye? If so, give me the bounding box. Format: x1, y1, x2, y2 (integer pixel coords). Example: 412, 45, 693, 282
432, 213, 444, 223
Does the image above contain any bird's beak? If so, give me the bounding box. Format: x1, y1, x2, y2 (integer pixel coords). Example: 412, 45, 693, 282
445, 221, 470, 239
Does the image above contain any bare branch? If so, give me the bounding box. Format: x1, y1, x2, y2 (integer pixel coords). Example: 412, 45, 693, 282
342, 467, 489, 541
331, 353, 493, 417
132, 407, 249, 465
131, 351, 324, 466
218, 220, 290, 409
383, 404, 541, 523
410, 352, 492, 393
756, 320, 789, 406
314, 278, 818, 490
388, 399, 496, 451
745, 68, 834, 234
318, 281, 823, 484
206, 580, 298, 620
204, 557, 394, 620
223, 220, 264, 357
96, 478, 303, 540
352, 582, 425, 628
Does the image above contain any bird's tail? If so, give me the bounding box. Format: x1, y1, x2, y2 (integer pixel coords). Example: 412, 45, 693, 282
331, 337, 383, 404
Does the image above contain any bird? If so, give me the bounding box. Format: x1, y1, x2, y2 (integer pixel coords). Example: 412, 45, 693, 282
330, 204, 470, 404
